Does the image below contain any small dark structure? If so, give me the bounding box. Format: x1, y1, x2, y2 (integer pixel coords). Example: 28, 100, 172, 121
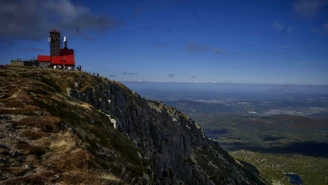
10, 59, 39, 67
77, 65, 82, 71
50, 30, 61, 56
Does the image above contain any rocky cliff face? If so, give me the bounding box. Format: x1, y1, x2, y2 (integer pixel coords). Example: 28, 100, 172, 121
0, 66, 266, 185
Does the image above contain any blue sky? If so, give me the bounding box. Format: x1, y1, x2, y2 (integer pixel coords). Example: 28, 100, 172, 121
1, 0, 328, 85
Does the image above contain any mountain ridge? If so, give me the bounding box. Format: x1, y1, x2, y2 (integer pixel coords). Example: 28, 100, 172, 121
0, 66, 266, 185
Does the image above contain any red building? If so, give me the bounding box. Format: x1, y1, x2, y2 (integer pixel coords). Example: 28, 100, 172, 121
37, 30, 76, 70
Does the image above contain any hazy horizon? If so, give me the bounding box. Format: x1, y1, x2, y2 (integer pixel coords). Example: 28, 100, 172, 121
120, 80, 328, 86
122, 81, 328, 95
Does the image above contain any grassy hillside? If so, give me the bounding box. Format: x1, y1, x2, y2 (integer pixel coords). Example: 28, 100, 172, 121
231, 150, 328, 185
0, 66, 268, 185
0, 67, 151, 184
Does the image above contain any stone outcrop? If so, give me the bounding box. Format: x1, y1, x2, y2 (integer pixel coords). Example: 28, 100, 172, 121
0, 66, 266, 185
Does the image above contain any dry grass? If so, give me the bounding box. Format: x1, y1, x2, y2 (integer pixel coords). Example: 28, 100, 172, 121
7, 166, 29, 176
0, 108, 24, 115
21, 130, 47, 140
59, 171, 102, 185
0, 66, 151, 185
15, 140, 47, 156
147, 101, 163, 113
15, 141, 31, 154
9, 88, 22, 99
31, 136, 52, 149
3, 100, 25, 108
100, 173, 123, 183
18, 116, 61, 132
2, 175, 46, 185
50, 131, 77, 152
80, 102, 94, 110
48, 132, 90, 172
51, 93, 94, 112
0, 106, 37, 115
49, 148, 91, 171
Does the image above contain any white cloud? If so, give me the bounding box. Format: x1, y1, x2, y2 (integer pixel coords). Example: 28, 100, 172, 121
272, 21, 293, 33
185, 42, 208, 52
272, 21, 284, 30
0, 0, 117, 41
213, 48, 225, 54
293, 0, 327, 17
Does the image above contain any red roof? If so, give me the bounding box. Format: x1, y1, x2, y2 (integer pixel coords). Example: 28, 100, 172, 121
37, 55, 51, 62
51, 55, 75, 65
37, 55, 75, 65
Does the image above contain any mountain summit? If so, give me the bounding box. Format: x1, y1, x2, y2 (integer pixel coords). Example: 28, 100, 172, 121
0, 66, 266, 185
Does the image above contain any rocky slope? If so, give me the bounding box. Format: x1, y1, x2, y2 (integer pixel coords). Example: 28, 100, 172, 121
0, 66, 266, 185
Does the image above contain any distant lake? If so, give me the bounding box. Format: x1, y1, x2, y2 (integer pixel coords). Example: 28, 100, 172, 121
284, 173, 304, 185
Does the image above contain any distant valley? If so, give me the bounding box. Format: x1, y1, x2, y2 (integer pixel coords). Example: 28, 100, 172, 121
124, 81, 328, 185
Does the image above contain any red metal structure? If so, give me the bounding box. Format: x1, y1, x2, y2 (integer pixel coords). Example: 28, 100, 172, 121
37, 30, 76, 70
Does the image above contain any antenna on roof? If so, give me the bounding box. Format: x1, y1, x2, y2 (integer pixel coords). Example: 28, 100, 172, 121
63, 36, 68, 48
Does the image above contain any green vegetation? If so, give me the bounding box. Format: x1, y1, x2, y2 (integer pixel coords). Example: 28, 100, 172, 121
163, 99, 328, 185
195, 114, 328, 185
231, 150, 328, 185
193, 114, 328, 149
0, 66, 148, 184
